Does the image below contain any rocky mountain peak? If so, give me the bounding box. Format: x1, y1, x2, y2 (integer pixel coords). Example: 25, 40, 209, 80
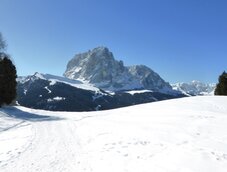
64, 47, 175, 93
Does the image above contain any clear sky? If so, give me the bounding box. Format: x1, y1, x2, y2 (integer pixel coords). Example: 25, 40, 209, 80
0, 0, 226, 83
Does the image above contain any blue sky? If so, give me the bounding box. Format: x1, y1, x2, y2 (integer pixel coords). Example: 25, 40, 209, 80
0, 0, 226, 83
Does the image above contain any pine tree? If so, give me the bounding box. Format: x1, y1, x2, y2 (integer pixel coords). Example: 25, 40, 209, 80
0, 53, 17, 106
0, 33, 6, 52
214, 71, 227, 95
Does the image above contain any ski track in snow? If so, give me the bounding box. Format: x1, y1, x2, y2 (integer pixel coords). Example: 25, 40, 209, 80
0, 96, 227, 172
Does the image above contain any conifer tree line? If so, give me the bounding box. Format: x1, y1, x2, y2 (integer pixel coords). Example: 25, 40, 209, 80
215, 71, 227, 96
0, 32, 17, 107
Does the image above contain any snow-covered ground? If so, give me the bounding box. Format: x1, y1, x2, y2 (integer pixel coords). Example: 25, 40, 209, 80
0, 96, 227, 172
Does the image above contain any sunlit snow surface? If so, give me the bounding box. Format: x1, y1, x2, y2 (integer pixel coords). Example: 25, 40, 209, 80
0, 96, 227, 172
18, 73, 102, 93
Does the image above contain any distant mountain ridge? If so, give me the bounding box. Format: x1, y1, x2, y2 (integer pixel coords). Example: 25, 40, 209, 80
172, 80, 216, 96
16, 73, 183, 111
64, 47, 175, 94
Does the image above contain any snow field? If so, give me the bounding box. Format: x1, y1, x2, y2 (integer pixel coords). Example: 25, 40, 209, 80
0, 96, 227, 172
0, 112, 33, 168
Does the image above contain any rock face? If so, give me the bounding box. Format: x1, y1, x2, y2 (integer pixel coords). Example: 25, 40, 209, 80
172, 80, 216, 96
64, 47, 173, 93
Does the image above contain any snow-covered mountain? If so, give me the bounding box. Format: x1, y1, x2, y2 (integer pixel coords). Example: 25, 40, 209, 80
17, 72, 102, 93
172, 80, 216, 96
1, 96, 227, 172
64, 47, 174, 94
17, 73, 183, 111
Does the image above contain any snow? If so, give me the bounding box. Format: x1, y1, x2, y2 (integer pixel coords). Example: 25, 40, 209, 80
42, 73, 102, 93
172, 81, 216, 96
23, 89, 27, 95
73, 67, 82, 73
44, 86, 51, 94
34, 73, 45, 80
47, 97, 66, 102
0, 110, 33, 168
53, 97, 66, 101
0, 96, 227, 172
125, 89, 153, 95
18, 73, 104, 94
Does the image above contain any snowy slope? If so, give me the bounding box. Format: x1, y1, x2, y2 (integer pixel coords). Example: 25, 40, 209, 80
18, 72, 102, 93
1, 96, 227, 172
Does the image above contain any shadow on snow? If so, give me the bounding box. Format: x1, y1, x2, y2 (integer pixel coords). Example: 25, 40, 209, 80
1, 106, 64, 122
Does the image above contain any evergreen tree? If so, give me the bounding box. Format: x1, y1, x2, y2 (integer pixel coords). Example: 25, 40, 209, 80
214, 71, 227, 95
0, 33, 17, 106
0, 53, 17, 106
0, 33, 6, 52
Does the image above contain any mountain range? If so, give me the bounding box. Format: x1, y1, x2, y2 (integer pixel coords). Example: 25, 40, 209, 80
16, 47, 215, 111
172, 81, 216, 96
16, 73, 183, 111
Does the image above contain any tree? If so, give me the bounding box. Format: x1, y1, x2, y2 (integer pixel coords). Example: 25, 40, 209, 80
0, 33, 6, 52
214, 71, 227, 95
0, 33, 17, 106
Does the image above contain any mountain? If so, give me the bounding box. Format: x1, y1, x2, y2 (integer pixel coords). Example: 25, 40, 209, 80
17, 73, 183, 111
172, 80, 216, 96
64, 47, 174, 94
1, 96, 227, 171
17, 73, 106, 111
